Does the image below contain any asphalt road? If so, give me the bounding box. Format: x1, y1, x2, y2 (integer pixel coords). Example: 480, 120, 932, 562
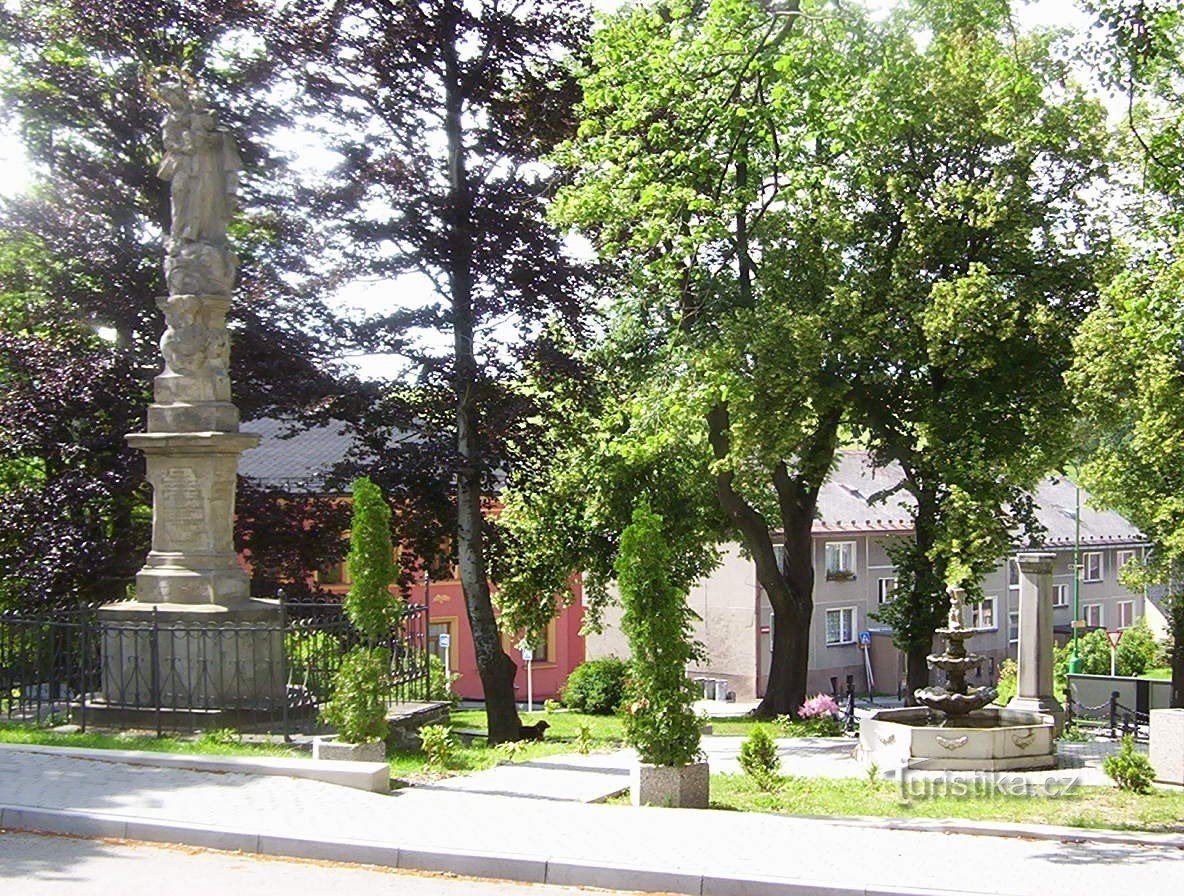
0, 832, 639, 896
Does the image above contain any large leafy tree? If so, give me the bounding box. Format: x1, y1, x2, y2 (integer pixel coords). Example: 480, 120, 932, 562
267, 0, 591, 742
0, 0, 356, 608
1071, 0, 1184, 710
502, 0, 1108, 715
844, 0, 1111, 699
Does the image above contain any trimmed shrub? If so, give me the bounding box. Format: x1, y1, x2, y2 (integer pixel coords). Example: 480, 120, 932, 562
428, 653, 461, 707
419, 723, 455, 770
1103, 735, 1155, 793
561, 657, 628, 714
739, 724, 780, 790
320, 646, 391, 745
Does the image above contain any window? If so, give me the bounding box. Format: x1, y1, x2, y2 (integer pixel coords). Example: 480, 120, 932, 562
970, 596, 997, 630
825, 607, 856, 645
1082, 604, 1103, 627
877, 577, 898, 605
428, 619, 456, 667
825, 542, 856, 580
1083, 552, 1103, 583
1117, 600, 1135, 629
1008, 611, 1019, 645
1116, 550, 1137, 574
1008, 559, 1020, 587
317, 561, 348, 586
1052, 584, 1069, 608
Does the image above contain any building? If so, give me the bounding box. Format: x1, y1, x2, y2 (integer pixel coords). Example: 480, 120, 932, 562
239, 417, 585, 703
586, 451, 1157, 700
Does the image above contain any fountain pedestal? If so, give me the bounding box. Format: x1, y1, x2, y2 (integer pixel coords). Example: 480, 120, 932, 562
1006, 552, 1065, 733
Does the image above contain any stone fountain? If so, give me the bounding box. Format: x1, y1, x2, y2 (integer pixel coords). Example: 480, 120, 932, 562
858, 554, 1060, 772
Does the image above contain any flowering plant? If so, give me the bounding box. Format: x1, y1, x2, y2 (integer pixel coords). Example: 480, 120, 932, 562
797, 693, 840, 720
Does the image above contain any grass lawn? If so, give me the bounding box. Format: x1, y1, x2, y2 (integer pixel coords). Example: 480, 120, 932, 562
706, 773, 1184, 833
0, 723, 300, 758
1144, 667, 1172, 680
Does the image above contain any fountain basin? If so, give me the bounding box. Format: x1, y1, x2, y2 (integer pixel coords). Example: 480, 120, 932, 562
858, 706, 1057, 772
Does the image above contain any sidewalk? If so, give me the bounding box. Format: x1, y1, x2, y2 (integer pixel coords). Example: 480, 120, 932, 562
1, 747, 1182, 895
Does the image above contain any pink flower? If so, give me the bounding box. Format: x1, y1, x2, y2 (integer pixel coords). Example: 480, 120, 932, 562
797, 693, 840, 719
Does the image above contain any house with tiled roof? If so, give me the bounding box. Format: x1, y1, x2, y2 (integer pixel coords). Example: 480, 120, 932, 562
587, 450, 1156, 700
241, 418, 585, 703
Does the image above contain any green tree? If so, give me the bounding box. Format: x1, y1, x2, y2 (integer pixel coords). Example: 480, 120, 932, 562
345, 477, 401, 643
1071, 0, 1184, 709
616, 504, 703, 768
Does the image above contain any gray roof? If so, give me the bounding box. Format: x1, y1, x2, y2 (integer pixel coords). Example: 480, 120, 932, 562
238, 418, 359, 492
815, 451, 1144, 547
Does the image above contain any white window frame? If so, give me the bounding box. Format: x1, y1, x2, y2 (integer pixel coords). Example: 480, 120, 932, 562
1008, 611, 1019, 645
824, 541, 856, 581
825, 606, 856, 646
1082, 603, 1103, 628
970, 596, 998, 630
877, 577, 898, 604
1115, 550, 1137, 574
1117, 600, 1135, 629
1052, 584, 1069, 608
1082, 552, 1103, 583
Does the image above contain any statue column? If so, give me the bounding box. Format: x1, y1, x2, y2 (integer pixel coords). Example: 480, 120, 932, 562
94, 70, 279, 721
1006, 552, 1065, 732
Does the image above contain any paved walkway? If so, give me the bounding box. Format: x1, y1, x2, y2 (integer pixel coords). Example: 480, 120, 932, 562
1, 747, 1182, 896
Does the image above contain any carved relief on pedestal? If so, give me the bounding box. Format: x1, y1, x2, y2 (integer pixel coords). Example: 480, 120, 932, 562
165, 238, 237, 296
159, 295, 231, 381
157, 465, 208, 551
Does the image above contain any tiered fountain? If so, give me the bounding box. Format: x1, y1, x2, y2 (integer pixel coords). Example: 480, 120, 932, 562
858, 583, 1057, 772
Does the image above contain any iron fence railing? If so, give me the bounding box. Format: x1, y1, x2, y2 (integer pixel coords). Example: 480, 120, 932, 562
0, 598, 429, 736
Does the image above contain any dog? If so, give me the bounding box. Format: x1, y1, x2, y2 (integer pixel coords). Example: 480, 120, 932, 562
518, 720, 550, 742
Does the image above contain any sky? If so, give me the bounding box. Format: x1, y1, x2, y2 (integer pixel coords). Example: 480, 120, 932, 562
1, 0, 1104, 379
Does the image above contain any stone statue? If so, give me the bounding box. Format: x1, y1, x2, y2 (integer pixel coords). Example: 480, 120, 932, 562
946, 587, 966, 630
153, 73, 241, 246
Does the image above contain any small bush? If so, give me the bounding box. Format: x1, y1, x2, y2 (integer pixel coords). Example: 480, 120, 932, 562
561, 657, 628, 714
574, 723, 593, 755
543, 698, 562, 714
739, 724, 780, 790
798, 693, 840, 719
319, 646, 391, 745
419, 724, 454, 769
1103, 735, 1155, 794
428, 653, 461, 708
1058, 721, 1092, 743
994, 659, 1017, 706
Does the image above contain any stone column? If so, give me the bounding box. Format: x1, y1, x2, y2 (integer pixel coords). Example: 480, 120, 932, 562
93, 72, 281, 722
1006, 552, 1065, 732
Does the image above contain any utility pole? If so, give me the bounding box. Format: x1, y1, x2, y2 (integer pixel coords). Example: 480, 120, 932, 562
1068, 476, 1085, 674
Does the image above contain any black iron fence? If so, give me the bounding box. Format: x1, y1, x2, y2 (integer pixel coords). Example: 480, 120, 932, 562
0, 599, 429, 736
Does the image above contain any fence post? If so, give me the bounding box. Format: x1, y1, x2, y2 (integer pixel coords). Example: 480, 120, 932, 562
1109, 690, 1119, 739
845, 681, 856, 733
78, 615, 89, 734
1062, 685, 1073, 727
279, 596, 289, 740
151, 607, 162, 738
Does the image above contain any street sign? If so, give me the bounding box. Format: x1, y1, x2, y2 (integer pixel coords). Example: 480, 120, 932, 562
1107, 629, 1123, 649
438, 632, 450, 649
1070, 619, 1088, 629
521, 647, 534, 663
858, 631, 872, 647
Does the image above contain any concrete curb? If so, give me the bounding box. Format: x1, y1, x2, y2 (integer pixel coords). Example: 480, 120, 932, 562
0, 742, 389, 793
0, 804, 1001, 896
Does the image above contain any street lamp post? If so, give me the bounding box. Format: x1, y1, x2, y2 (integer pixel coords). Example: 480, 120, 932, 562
1068, 477, 1085, 674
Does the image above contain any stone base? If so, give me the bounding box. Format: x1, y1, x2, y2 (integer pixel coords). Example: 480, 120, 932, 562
631, 761, 710, 809
1006, 695, 1066, 735
97, 600, 285, 711
313, 736, 386, 763
387, 702, 451, 751
1150, 708, 1184, 786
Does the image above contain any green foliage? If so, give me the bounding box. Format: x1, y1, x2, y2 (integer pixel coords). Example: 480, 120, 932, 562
561, 657, 629, 715
543, 698, 562, 714
427, 653, 462, 708
1103, 735, 1156, 794
285, 629, 347, 700
616, 504, 703, 767
319, 647, 391, 745
345, 477, 400, 643
574, 723, 594, 755
739, 725, 780, 791
418, 724, 455, 770
1072, 619, 1160, 677
1058, 721, 1092, 743
495, 739, 526, 763
994, 659, 1018, 706
774, 714, 845, 738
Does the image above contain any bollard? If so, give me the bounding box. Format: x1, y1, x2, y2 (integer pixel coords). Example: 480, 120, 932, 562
845, 681, 856, 733
1109, 690, 1119, 739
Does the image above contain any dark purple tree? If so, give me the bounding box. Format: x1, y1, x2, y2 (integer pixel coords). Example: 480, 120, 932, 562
268, 0, 592, 742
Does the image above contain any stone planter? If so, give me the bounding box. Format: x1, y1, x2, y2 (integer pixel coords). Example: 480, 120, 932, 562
1150, 708, 1184, 786
631, 760, 710, 808
313, 735, 386, 763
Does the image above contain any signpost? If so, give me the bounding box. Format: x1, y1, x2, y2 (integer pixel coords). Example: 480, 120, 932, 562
438, 631, 451, 684
1107, 629, 1123, 677
517, 638, 534, 712
858, 631, 875, 700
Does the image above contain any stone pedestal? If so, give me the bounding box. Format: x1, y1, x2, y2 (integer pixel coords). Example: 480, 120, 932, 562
1150, 708, 1184, 786
1007, 552, 1065, 733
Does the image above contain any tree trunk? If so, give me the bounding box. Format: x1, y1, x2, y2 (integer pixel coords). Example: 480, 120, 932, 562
441, 4, 519, 743
905, 642, 931, 705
